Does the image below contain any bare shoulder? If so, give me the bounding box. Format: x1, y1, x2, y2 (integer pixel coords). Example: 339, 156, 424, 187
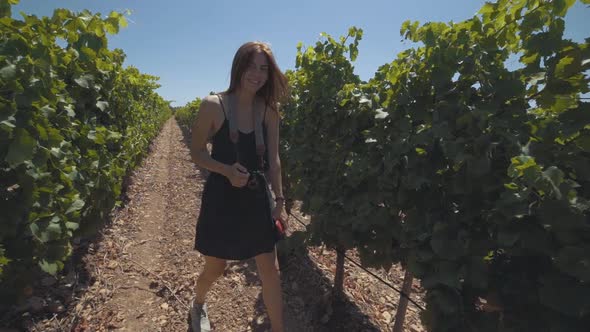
191, 94, 225, 138
199, 95, 225, 119
201, 94, 222, 110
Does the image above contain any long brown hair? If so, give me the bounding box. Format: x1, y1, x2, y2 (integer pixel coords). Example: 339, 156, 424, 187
225, 41, 288, 111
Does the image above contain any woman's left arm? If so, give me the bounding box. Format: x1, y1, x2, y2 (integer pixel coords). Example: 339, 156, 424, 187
266, 107, 288, 225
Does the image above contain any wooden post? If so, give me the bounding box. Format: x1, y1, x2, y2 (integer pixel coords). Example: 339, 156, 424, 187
333, 248, 345, 298
392, 269, 414, 332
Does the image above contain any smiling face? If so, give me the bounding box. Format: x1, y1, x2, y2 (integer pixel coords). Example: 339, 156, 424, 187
240, 51, 269, 94
226, 41, 288, 109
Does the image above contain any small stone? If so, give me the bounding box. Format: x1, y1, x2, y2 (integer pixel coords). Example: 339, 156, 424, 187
107, 260, 118, 269
160, 302, 169, 310
382, 311, 392, 323
410, 323, 424, 332
7, 184, 19, 192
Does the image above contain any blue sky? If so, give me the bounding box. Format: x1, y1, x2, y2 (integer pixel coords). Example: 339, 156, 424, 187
13, 0, 590, 107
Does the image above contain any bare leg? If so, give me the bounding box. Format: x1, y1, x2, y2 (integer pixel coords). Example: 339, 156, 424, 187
255, 250, 284, 332
195, 255, 226, 304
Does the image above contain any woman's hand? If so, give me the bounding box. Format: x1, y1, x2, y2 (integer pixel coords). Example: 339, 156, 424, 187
225, 163, 249, 187
272, 203, 288, 231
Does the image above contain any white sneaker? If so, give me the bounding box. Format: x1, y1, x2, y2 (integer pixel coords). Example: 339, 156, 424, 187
189, 300, 211, 332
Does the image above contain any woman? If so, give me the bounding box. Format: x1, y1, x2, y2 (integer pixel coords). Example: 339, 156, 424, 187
189, 41, 289, 332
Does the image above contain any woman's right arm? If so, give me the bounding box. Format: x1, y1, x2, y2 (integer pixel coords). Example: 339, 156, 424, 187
190, 97, 231, 177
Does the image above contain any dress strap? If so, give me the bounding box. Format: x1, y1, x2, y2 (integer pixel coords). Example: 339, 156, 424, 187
216, 94, 228, 120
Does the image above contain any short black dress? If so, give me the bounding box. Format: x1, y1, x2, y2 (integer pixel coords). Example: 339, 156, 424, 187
194, 99, 277, 260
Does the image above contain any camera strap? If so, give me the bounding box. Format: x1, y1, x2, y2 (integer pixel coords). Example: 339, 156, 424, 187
217, 93, 266, 171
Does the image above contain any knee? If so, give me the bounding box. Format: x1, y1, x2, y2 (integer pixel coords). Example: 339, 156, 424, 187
201, 263, 226, 280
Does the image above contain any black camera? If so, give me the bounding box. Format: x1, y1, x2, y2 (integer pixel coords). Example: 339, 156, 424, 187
246, 171, 265, 190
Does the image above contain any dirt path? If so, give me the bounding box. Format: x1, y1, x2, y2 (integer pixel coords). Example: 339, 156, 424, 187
42, 118, 309, 332
7, 117, 426, 332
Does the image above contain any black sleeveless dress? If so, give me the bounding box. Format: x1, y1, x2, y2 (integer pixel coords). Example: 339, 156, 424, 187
193, 100, 277, 260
